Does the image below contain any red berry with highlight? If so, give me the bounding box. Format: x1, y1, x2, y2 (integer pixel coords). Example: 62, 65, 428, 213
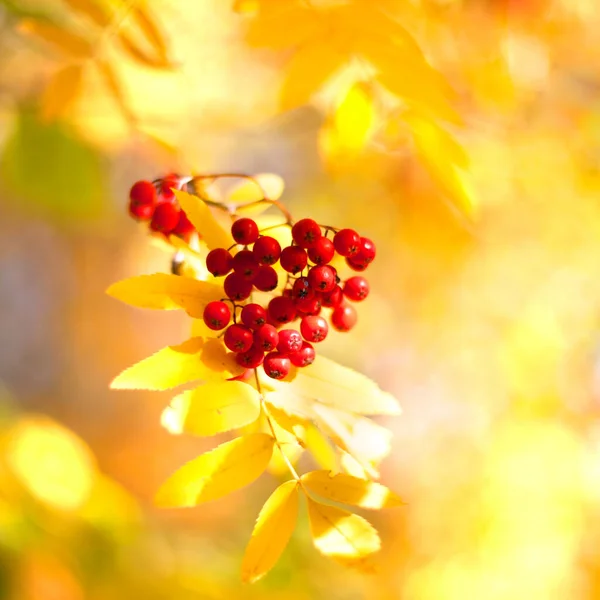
224, 324, 254, 353
292, 277, 314, 301
277, 329, 303, 354
333, 228, 361, 257
129, 201, 154, 221
294, 295, 322, 315
231, 218, 259, 245
320, 285, 343, 308
253, 265, 278, 292
268, 296, 297, 325
292, 218, 322, 248
253, 236, 281, 265
241, 303, 267, 330
206, 248, 233, 277
346, 257, 368, 271
289, 342, 315, 367
356, 237, 376, 264
150, 203, 179, 233
172, 211, 195, 238
308, 236, 335, 265
129, 180, 157, 207
300, 315, 329, 342
203, 301, 231, 331
280, 246, 308, 274
343, 276, 369, 301
236, 346, 265, 369
308, 265, 336, 293
233, 250, 260, 280
224, 272, 253, 301
254, 324, 279, 352
263, 352, 291, 380
331, 303, 357, 332
159, 174, 180, 202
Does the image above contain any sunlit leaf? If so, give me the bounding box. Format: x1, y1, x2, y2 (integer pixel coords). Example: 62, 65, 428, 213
155, 433, 274, 507
303, 424, 337, 471
18, 19, 92, 57
241, 480, 299, 583
96, 60, 136, 126
302, 471, 403, 510
307, 498, 381, 568
172, 190, 232, 251
63, 0, 111, 27
165, 381, 261, 436
117, 31, 175, 69
228, 173, 285, 204
131, 5, 169, 63
40, 64, 84, 122
106, 273, 224, 317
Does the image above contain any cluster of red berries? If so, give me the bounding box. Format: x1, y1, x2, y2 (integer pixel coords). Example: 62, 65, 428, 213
202, 217, 376, 380
128, 175, 196, 240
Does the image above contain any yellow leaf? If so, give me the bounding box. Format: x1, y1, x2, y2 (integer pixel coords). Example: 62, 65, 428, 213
40, 64, 83, 122
117, 31, 175, 69
165, 381, 261, 436
63, 0, 111, 27
106, 273, 224, 318
303, 424, 337, 471
241, 480, 299, 583
307, 498, 380, 568
302, 471, 403, 510
155, 433, 274, 507
18, 19, 92, 58
172, 190, 232, 251
281, 40, 347, 110
131, 5, 169, 63
340, 452, 368, 480
96, 60, 136, 125
228, 173, 285, 204
111, 337, 241, 391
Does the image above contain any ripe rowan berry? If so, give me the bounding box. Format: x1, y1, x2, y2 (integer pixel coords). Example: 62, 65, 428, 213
253, 265, 278, 292
252, 236, 281, 265
294, 295, 322, 315
224, 324, 254, 353
254, 324, 279, 352
268, 296, 297, 325
307, 265, 336, 293
224, 272, 253, 301
129, 201, 154, 221
292, 277, 314, 301
263, 352, 291, 380
159, 174, 180, 202
292, 218, 322, 248
320, 285, 343, 307
357, 237, 376, 264
206, 248, 233, 277
300, 315, 329, 342
288, 341, 315, 367
346, 257, 368, 271
240, 303, 267, 330
236, 346, 265, 369
129, 180, 157, 207
233, 250, 260, 280
308, 236, 335, 265
343, 276, 369, 301
231, 218, 259, 245
172, 211, 195, 238
333, 228, 361, 257
150, 203, 179, 233
277, 329, 303, 354
331, 303, 357, 332
280, 246, 308, 274
203, 301, 231, 330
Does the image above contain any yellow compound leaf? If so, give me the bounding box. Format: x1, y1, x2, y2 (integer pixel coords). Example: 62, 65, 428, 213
303, 424, 337, 471
166, 381, 261, 436
110, 337, 241, 391
18, 19, 92, 58
280, 40, 347, 111
307, 498, 381, 568
63, 0, 111, 27
117, 31, 175, 69
172, 190, 232, 251
106, 273, 224, 318
228, 173, 285, 204
155, 433, 274, 508
131, 5, 169, 64
40, 64, 84, 122
302, 471, 404, 510
241, 480, 299, 583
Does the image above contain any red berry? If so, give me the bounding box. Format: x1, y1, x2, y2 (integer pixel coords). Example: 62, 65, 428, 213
159, 174, 180, 202
254, 324, 279, 352
253, 266, 278, 292
346, 257, 368, 271
268, 296, 297, 325
206, 248, 233, 277
294, 295, 322, 315
241, 303, 267, 330
333, 228, 361, 257
233, 250, 260, 280
343, 276, 369, 301
292, 218, 322, 248
231, 218, 259, 245
292, 277, 314, 301
277, 329, 303, 354
224, 324, 254, 353
300, 315, 329, 342
356, 237, 376, 264
129, 200, 154, 221
172, 210, 195, 238
280, 246, 308, 274
331, 304, 357, 332
203, 301, 231, 330
308, 237, 335, 265
150, 203, 180, 233
263, 352, 291, 380
253, 236, 281, 265
224, 272, 253, 301
236, 346, 265, 369
320, 285, 343, 307
307, 265, 336, 293
288, 342, 315, 367
129, 180, 157, 207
